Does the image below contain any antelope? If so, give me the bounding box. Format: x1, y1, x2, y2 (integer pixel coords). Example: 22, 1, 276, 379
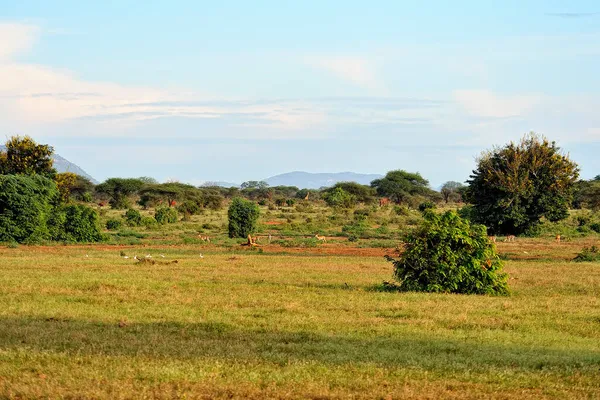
379, 197, 391, 207
556, 235, 561, 243
315, 234, 326, 243
198, 235, 211, 242
488, 236, 497, 243
504, 235, 516, 242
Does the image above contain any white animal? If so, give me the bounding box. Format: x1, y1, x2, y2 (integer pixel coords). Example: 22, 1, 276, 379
160, 254, 165, 258
123, 256, 130, 259
199, 253, 204, 258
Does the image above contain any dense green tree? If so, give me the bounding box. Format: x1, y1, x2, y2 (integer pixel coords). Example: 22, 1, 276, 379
385, 211, 509, 295
240, 180, 269, 190
55, 172, 78, 203
0, 174, 58, 243
0, 136, 56, 178
70, 175, 95, 202
323, 187, 356, 208
323, 182, 376, 204
228, 197, 260, 238
49, 204, 104, 242
440, 181, 465, 203
466, 133, 579, 235
95, 178, 146, 209
370, 170, 433, 204
573, 179, 600, 210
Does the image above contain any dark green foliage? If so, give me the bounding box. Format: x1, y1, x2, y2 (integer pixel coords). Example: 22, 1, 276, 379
285, 199, 295, 207
177, 200, 201, 219
590, 223, 600, 233
155, 207, 178, 225
106, 219, 122, 230
573, 179, 600, 210
371, 170, 435, 205
0, 174, 58, 243
70, 175, 95, 202
573, 246, 600, 262
124, 209, 142, 226
323, 182, 376, 204
228, 197, 260, 238
385, 211, 509, 295
466, 133, 579, 235
323, 187, 356, 208
96, 178, 146, 209
418, 201, 436, 212
0, 136, 56, 178
393, 205, 409, 216
49, 204, 104, 243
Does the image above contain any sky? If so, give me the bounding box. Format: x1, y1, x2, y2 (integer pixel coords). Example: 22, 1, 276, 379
1, 0, 599, 187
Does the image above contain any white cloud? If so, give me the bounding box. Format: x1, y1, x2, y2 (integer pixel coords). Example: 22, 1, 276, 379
306, 56, 383, 92
0, 23, 39, 60
453, 89, 541, 118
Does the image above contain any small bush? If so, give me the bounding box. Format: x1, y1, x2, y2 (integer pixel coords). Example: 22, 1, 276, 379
393, 205, 409, 216
124, 209, 142, 226
590, 222, 600, 233
142, 216, 158, 228
155, 207, 178, 225
573, 246, 600, 262
418, 201, 436, 212
385, 211, 509, 295
106, 219, 122, 230
228, 197, 260, 238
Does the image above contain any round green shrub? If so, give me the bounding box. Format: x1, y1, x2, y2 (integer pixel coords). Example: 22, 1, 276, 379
228, 197, 260, 238
155, 207, 178, 225
124, 209, 142, 226
385, 210, 509, 295
50, 204, 104, 243
105, 218, 122, 230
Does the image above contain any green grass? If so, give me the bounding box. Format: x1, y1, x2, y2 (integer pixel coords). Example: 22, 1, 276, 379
0, 245, 599, 398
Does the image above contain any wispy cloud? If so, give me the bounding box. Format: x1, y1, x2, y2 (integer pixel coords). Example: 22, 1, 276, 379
306, 56, 384, 92
545, 12, 599, 18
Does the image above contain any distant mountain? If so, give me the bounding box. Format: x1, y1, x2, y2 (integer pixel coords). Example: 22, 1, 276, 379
0, 145, 98, 183
264, 171, 383, 189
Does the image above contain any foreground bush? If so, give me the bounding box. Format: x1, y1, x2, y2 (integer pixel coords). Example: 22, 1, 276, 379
385, 211, 509, 295
0, 174, 57, 243
49, 204, 104, 243
124, 209, 142, 226
228, 197, 260, 238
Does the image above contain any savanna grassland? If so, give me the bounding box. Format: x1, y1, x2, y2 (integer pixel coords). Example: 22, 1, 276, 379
0, 234, 599, 399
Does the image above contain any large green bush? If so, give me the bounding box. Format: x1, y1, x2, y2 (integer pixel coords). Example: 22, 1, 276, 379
385, 211, 509, 295
228, 197, 260, 238
49, 204, 104, 243
0, 174, 58, 243
124, 209, 142, 226
155, 207, 178, 225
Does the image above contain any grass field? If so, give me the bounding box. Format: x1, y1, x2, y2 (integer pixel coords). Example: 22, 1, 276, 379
0, 240, 599, 399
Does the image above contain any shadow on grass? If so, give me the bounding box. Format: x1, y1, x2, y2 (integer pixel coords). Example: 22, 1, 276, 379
0, 316, 598, 374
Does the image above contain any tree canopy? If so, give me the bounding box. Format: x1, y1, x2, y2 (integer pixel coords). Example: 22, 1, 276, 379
370, 170, 432, 204
0, 136, 56, 178
465, 133, 579, 235
95, 178, 146, 209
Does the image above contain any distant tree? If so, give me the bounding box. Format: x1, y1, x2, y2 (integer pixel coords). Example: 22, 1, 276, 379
440, 181, 465, 203
95, 178, 146, 209
370, 170, 433, 205
228, 197, 260, 238
573, 179, 600, 210
240, 180, 269, 190
323, 187, 357, 208
70, 175, 95, 202
0, 136, 56, 178
55, 172, 78, 203
466, 133, 579, 235
323, 182, 376, 204
138, 176, 159, 184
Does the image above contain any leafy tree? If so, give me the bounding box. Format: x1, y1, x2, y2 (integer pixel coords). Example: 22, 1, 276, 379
138, 176, 158, 184
440, 181, 465, 203
70, 175, 95, 202
323, 182, 376, 204
49, 204, 104, 242
55, 172, 78, 203
0, 174, 58, 243
0, 136, 56, 178
573, 179, 600, 210
323, 187, 356, 208
385, 211, 509, 295
241, 180, 269, 189
370, 170, 433, 205
466, 133, 579, 235
228, 197, 260, 238
95, 178, 146, 209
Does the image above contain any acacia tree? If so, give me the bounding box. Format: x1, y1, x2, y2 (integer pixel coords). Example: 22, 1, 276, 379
466, 133, 579, 235
370, 170, 432, 204
95, 178, 146, 209
440, 181, 465, 203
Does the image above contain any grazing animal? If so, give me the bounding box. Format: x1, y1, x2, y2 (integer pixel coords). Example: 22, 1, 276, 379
488, 236, 497, 243
199, 253, 204, 258
556, 235, 561, 243
315, 234, 326, 243
504, 235, 516, 242
198, 235, 211, 242
268, 234, 272, 244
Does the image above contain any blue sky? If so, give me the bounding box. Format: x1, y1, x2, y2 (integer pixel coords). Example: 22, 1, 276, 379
1, 0, 599, 186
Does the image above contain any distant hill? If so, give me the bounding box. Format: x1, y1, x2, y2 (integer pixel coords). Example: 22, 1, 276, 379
264, 171, 383, 189
0, 145, 98, 183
